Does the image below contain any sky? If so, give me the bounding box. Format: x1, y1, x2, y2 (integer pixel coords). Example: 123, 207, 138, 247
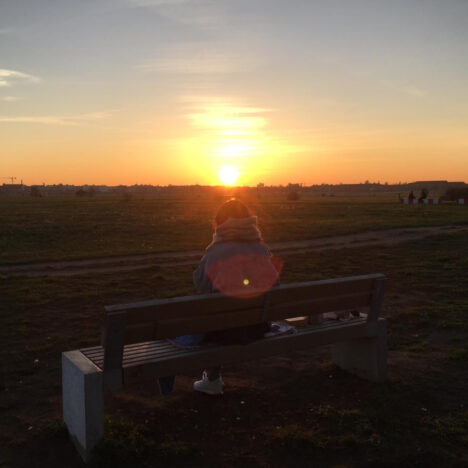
1, 0, 467, 186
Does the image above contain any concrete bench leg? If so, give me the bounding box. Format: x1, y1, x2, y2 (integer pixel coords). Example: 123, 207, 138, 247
62, 351, 104, 462
332, 319, 387, 382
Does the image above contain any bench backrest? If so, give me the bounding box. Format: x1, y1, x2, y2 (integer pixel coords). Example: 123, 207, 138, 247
101, 273, 385, 375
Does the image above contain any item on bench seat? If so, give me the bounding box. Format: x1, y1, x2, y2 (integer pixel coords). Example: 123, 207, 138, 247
265, 321, 297, 337
62, 273, 387, 462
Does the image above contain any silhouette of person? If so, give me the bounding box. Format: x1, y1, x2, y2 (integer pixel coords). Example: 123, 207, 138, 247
158, 199, 282, 396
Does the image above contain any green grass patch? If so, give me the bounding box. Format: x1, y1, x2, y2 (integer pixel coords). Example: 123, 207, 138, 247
272, 423, 329, 450
447, 348, 468, 361
90, 417, 155, 468
90, 416, 197, 468
423, 412, 468, 444
1, 195, 467, 263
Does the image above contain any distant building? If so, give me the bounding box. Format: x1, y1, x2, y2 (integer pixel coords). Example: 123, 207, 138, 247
0, 183, 26, 196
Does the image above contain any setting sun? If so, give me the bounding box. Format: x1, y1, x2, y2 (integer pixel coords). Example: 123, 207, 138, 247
218, 166, 239, 186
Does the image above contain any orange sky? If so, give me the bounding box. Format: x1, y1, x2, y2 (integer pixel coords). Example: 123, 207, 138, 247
1, 1, 467, 185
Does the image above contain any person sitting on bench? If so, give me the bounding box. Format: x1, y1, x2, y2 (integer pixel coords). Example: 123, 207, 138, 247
192, 198, 280, 394
159, 198, 280, 395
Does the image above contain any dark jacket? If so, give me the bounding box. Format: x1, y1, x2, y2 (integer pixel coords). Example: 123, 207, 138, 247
193, 240, 278, 344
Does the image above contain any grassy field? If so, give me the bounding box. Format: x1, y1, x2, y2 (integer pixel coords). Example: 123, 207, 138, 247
0, 197, 467, 467
0, 194, 467, 264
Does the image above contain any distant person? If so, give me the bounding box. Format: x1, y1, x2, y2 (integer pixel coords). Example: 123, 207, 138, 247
408, 190, 416, 201
418, 189, 428, 202
159, 199, 281, 395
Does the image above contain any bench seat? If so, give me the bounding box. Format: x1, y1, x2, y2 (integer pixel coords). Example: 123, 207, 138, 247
80, 316, 382, 382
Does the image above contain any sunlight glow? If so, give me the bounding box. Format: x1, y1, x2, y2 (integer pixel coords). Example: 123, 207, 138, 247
218, 165, 239, 185
178, 97, 303, 186
216, 140, 254, 158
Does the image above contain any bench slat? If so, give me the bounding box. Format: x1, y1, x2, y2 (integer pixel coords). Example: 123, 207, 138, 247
82, 319, 370, 372
121, 291, 371, 343
267, 292, 371, 321
122, 319, 375, 381
119, 347, 196, 366
268, 277, 376, 305
117, 295, 265, 325
109, 274, 383, 326
152, 307, 265, 340
87, 347, 193, 369
81, 340, 176, 360
82, 340, 202, 369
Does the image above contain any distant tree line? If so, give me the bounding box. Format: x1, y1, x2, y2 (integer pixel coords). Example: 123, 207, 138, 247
443, 187, 468, 201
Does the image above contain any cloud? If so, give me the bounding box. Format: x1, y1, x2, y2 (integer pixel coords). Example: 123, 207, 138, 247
140, 42, 265, 75
126, 0, 189, 5
0, 111, 113, 126
0, 69, 40, 87
2, 96, 21, 102
179, 96, 286, 159
0, 116, 67, 125
74, 111, 114, 121
124, 0, 230, 37
399, 86, 426, 98
183, 96, 272, 133
142, 54, 251, 74
381, 80, 426, 98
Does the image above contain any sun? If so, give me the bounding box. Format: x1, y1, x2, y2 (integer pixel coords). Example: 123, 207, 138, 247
218, 166, 239, 185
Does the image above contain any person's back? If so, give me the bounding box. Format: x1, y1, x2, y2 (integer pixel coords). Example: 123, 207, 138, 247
158, 199, 281, 396
193, 201, 279, 341
194, 237, 278, 297
192, 199, 280, 393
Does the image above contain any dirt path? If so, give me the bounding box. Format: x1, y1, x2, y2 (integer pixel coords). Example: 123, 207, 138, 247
1, 225, 466, 277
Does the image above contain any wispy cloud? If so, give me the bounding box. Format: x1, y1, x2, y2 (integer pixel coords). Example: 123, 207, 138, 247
0, 69, 40, 87
126, 0, 189, 5
124, 0, 220, 28
381, 80, 426, 98
183, 96, 272, 133
140, 42, 265, 75
75, 111, 114, 121
400, 86, 426, 98
2, 95, 21, 102
0, 116, 68, 125
177, 96, 307, 160
0, 110, 113, 126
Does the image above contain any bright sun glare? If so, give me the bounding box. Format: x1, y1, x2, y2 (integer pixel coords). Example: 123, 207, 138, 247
218, 166, 239, 185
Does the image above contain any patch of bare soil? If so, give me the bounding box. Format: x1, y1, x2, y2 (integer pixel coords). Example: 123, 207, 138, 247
1, 225, 466, 277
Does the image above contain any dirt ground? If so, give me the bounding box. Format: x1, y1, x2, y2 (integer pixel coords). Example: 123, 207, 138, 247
1, 225, 466, 277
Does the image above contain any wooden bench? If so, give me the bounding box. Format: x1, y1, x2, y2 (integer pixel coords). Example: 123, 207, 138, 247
62, 273, 387, 461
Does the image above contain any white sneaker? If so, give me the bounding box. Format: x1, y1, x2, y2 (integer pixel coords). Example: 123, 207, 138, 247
193, 372, 224, 395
